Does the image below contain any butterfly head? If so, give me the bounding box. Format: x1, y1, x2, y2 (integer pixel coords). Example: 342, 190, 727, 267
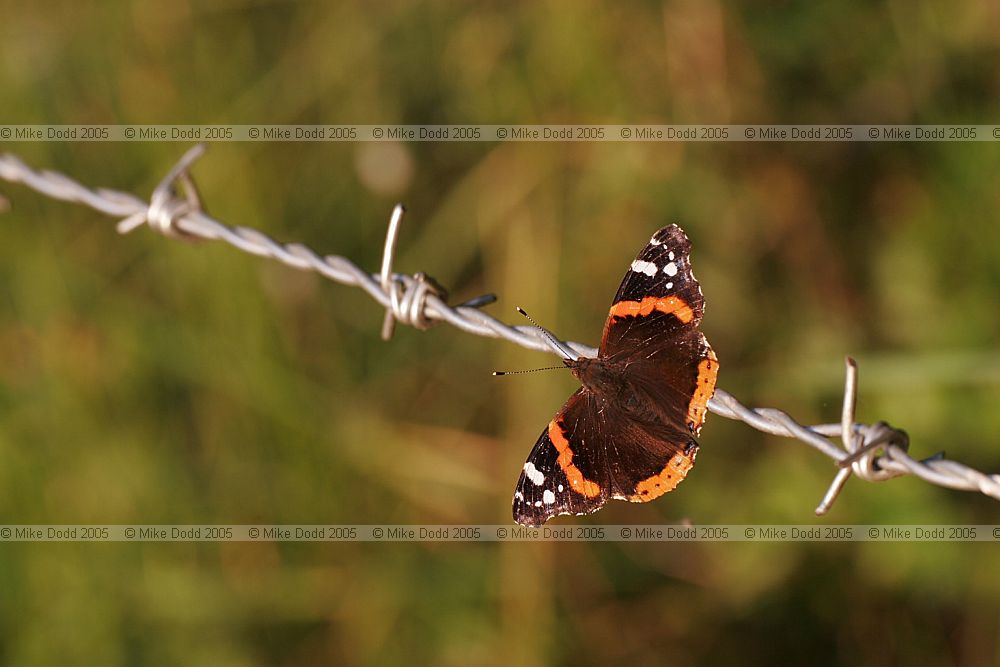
567, 356, 630, 402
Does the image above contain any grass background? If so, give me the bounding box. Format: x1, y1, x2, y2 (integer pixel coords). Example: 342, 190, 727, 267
1, 1, 999, 665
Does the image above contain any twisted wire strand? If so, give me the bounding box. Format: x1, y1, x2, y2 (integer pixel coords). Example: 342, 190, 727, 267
2, 145, 999, 513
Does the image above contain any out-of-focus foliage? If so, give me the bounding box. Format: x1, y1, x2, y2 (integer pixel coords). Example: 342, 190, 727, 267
0, 1, 998, 665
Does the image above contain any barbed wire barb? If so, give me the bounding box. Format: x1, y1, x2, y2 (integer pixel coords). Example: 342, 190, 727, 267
813, 358, 913, 514
2, 145, 999, 511
379, 204, 408, 340
117, 143, 206, 238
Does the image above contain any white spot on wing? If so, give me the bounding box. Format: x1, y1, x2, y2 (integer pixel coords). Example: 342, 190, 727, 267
558, 484, 564, 492
631, 259, 657, 276
665, 282, 673, 289
523, 462, 545, 486
514, 491, 524, 501
543, 490, 556, 505
649, 235, 663, 246
664, 262, 678, 277
668, 251, 675, 260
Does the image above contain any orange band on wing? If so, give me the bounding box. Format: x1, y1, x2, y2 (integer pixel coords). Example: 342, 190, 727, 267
686, 348, 719, 433
628, 449, 697, 502
548, 420, 602, 498
609, 296, 694, 324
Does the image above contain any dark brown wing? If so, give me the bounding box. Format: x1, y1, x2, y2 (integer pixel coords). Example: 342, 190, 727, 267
605, 224, 705, 331
600, 224, 718, 435
512, 388, 700, 527
513, 390, 608, 527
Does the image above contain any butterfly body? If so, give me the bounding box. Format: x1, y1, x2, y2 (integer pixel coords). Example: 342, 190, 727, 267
512, 225, 719, 526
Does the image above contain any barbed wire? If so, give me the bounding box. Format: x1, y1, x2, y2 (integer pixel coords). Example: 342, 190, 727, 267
2, 144, 998, 514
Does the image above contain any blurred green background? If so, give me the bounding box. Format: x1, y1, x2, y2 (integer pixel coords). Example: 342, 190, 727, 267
1, 1, 999, 665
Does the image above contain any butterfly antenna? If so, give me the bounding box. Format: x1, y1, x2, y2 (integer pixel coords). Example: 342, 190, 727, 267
492, 366, 567, 377
515, 306, 579, 360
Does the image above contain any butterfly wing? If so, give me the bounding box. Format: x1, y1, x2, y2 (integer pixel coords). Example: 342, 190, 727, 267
600, 224, 718, 436
513, 389, 608, 527
512, 388, 701, 526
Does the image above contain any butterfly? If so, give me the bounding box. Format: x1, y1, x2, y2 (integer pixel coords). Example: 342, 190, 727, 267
512, 225, 718, 526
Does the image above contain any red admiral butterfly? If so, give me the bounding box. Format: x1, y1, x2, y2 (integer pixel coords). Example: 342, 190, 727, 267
513, 225, 718, 526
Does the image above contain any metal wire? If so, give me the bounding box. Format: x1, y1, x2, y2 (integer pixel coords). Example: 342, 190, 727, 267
3, 145, 999, 513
